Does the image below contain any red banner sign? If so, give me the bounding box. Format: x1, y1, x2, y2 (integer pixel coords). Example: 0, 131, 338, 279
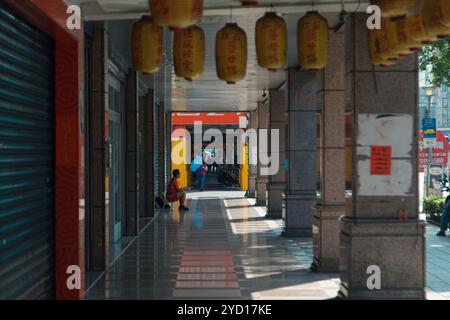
370, 146, 392, 176
419, 130, 450, 172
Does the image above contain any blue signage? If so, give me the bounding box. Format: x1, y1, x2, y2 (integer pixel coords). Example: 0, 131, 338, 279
423, 118, 437, 139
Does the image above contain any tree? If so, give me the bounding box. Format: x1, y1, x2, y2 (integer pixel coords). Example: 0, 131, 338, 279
419, 38, 450, 87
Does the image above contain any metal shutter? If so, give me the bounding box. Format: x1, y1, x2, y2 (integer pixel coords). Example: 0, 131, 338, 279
0, 3, 55, 299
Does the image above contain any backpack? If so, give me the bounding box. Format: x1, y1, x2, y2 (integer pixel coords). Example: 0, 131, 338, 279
155, 196, 170, 209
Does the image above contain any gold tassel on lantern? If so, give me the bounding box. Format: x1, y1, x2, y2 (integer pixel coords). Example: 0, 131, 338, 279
422, 0, 450, 39
297, 11, 328, 70
149, 0, 203, 30
371, 0, 421, 19
215, 23, 247, 85
132, 16, 164, 75
173, 26, 205, 81
255, 12, 287, 71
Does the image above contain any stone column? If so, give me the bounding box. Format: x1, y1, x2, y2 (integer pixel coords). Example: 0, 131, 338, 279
125, 70, 139, 236
311, 30, 346, 272
89, 22, 108, 271
283, 69, 317, 237
158, 102, 166, 196
143, 90, 155, 217
267, 90, 286, 218
166, 111, 173, 187
339, 13, 425, 299
247, 110, 258, 198
256, 102, 270, 206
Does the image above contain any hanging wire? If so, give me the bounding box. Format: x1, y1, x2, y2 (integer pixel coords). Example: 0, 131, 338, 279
354, 0, 362, 13
334, 0, 348, 31
229, 6, 233, 23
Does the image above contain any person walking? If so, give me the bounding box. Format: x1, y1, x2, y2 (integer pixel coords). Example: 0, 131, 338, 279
437, 195, 450, 236
198, 161, 208, 191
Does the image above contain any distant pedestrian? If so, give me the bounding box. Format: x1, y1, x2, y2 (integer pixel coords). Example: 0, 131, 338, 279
198, 161, 208, 191
437, 196, 450, 236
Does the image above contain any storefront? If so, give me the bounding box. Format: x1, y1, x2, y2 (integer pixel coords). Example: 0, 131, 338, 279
1, 0, 84, 299
0, 2, 55, 299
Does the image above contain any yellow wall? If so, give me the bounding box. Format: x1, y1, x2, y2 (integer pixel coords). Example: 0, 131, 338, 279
171, 138, 188, 188
239, 144, 249, 191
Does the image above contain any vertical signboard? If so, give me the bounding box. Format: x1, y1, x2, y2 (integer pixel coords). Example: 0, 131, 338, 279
422, 118, 437, 148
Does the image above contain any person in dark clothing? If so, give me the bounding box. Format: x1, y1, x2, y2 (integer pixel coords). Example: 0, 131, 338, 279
197, 161, 207, 191
437, 196, 450, 236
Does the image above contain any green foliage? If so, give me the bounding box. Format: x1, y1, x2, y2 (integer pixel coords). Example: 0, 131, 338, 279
423, 196, 445, 215
419, 38, 450, 88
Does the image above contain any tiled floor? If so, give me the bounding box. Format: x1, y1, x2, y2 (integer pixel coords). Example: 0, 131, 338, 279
426, 223, 450, 300
86, 190, 450, 300
86, 191, 339, 300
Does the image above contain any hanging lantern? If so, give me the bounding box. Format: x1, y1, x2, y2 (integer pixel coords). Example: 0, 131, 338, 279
149, 0, 203, 30
368, 29, 395, 67
371, 0, 421, 19
132, 16, 164, 75
440, 0, 450, 26
379, 19, 399, 61
173, 25, 205, 81
422, 0, 450, 39
384, 19, 402, 55
215, 23, 247, 85
297, 11, 328, 70
384, 18, 413, 57
368, 19, 398, 65
396, 18, 422, 53
255, 12, 287, 71
407, 12, 437, 44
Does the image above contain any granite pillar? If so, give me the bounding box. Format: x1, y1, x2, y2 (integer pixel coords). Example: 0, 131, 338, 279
89, 22, 108, 271
158, 102, 166, 196
267, 90, 286, 218
143, 90, 155, 217
339, 13, 425, 299
247, 110, 258, 198
283, 69, 317, 237
125, 70, 139, 236
312, 30, 346, 272
256, 102, 270, 206
165, 110, 172, 188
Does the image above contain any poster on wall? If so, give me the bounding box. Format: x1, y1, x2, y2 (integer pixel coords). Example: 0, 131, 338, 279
428, 165, 444, 197
356, 114, 414, 197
